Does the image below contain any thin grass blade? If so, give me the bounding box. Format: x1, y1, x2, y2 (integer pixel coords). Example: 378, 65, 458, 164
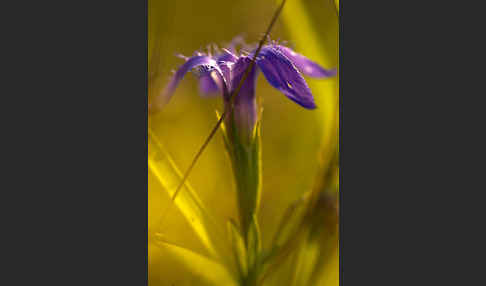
148, 128, 228, 261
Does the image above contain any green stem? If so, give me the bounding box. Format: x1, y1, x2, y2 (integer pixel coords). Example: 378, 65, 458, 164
224, 113, 261, 244
241, 267, 258, 286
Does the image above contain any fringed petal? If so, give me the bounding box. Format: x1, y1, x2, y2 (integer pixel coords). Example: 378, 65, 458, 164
159, 56, 219, 106
256, 46, 316, 109
277, 45, 337, 78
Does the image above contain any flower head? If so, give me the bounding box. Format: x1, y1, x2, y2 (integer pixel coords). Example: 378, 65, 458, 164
157, 38, 336, 113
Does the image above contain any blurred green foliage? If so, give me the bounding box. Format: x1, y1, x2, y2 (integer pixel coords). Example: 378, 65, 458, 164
149, 0, 339, 285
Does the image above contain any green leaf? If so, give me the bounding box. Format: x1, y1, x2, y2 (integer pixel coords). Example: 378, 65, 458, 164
148, 128, 230, 263
306, 193, 339, 285
257, 194, 310, 285
247, 214, 262, 270
153, 239, 237, 286
271, 193, 310, 250
227, 219, 248, 280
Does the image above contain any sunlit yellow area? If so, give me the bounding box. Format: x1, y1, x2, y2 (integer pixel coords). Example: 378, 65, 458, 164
149, 0, 339, 285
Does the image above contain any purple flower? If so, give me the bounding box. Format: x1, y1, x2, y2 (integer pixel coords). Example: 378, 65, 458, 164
158, 38, 336, 135
161, 40, 335, 103
156, 38, 337, 238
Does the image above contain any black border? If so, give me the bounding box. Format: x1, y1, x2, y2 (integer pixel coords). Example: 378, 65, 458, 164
5, 0, 149, 284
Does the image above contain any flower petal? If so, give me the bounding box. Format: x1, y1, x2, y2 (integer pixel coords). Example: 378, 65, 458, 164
230, 57, 259, 134
257, 46, 316, 109
160, 56, 218, 106
231, 57, 257, 95
199, 74, 219, 95
198, 73, 220, 95
277, 45, 337, 78
217, 49, 238, 63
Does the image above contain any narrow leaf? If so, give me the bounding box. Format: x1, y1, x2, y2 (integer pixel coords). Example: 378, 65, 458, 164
227, 219, 248, 280
148, 128, 228, 261
247, 214, 262, 271
153, 239, 237, 286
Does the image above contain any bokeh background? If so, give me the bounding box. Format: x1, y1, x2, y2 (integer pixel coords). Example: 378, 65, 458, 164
149, 0, 339, 285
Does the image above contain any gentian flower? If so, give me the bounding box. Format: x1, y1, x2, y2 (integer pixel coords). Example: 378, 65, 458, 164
158, 39, 336, 115
158, 38, 336, 243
